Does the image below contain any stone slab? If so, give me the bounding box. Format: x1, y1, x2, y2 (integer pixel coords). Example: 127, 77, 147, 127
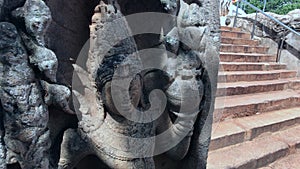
221, 44, 269, 54
220, 52, 276, 62
211, 107, 300, 150
207, 136, 289, 169
221, 37, 259, 46
267, 150, 300, 169
214, 90, 300, 122
210, 121, 246, 151
218, 70, 296, 83
220, 62, 286, 71
221, 31, 251, 39
234, 107, 300, 140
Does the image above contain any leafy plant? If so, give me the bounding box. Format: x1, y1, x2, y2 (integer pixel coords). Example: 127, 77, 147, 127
237, 0, 300, 15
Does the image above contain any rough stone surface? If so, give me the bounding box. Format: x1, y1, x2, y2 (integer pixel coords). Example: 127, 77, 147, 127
58, 0, 220, 169
267, 150, 300, 169
220, 52, 276, 62
0, 0, 72, 168
214, 90, 300, 122
207, 136, 289, 169
0, 21, 50, 169
210, 107, 300, 151
259, 38, 278, 55
280, 50, 300, 77
209, 121, 245, 151
279, 32, 300, 77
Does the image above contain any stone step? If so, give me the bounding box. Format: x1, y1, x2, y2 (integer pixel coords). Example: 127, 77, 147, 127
289, 79, 300, 90
214, 90, 300, 122
262, 150, 300, 169
220, 26, 242, 32
220, 52, 276, 62
208, 135, 289, 169
221, 30, 251, 39
210, 107, 300, 151
221, 44, 269, 53
208, 124, 300, 169
220, 62, 286, 71
216, 78, 299, 97
221, 37, 259, 46
218, 70, 297, 83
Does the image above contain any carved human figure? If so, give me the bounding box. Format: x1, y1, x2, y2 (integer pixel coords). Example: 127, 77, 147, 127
59, 0, 219, 169
0, 21, 51, 169
0, 0, 73, 168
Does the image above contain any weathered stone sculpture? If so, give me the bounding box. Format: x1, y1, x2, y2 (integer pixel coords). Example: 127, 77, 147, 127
0, 20, 51, 169
0, 0, 219, 168
0, 0, 72, 168
59, 0, 219, 168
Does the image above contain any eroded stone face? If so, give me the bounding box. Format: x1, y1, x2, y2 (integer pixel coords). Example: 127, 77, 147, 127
12, 0, 51, 45
0, 1, 73, 168
0, 21, 50, 169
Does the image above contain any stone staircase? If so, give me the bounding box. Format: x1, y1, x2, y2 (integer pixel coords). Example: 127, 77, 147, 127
207, 26, 300, 169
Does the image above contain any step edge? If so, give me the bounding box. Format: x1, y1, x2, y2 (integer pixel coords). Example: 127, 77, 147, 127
210, 107, 300, 151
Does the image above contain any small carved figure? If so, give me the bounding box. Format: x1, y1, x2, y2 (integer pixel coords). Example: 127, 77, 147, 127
0, 0, 72, 168
0, 21, 51, 169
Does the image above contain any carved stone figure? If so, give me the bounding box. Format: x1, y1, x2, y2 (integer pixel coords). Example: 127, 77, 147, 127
59, 0, 219, 169
0, 0, 72, 168
0, 20, 51, 169
0, 0, 219, 168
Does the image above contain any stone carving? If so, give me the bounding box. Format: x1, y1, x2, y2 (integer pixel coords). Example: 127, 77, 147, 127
0, 0, 72, 168
0, 20, 51, 169
59, 0, 219, 168
0, 0, 219, 168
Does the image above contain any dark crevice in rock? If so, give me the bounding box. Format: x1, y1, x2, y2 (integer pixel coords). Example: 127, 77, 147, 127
0, 0, 25, 21
7, 163, 21, 169
283, 41, 300, 60
48, 106, 79, 168
117, 0, 166, 50
44, 0, 99, 86
74, 155, 110, 169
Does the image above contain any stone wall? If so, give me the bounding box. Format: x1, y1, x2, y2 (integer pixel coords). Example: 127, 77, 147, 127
279, 32, 300, 76
231, 9, 300, 77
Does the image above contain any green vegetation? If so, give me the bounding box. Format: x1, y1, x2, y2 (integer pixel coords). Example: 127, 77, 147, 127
239, 0, 300, 15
